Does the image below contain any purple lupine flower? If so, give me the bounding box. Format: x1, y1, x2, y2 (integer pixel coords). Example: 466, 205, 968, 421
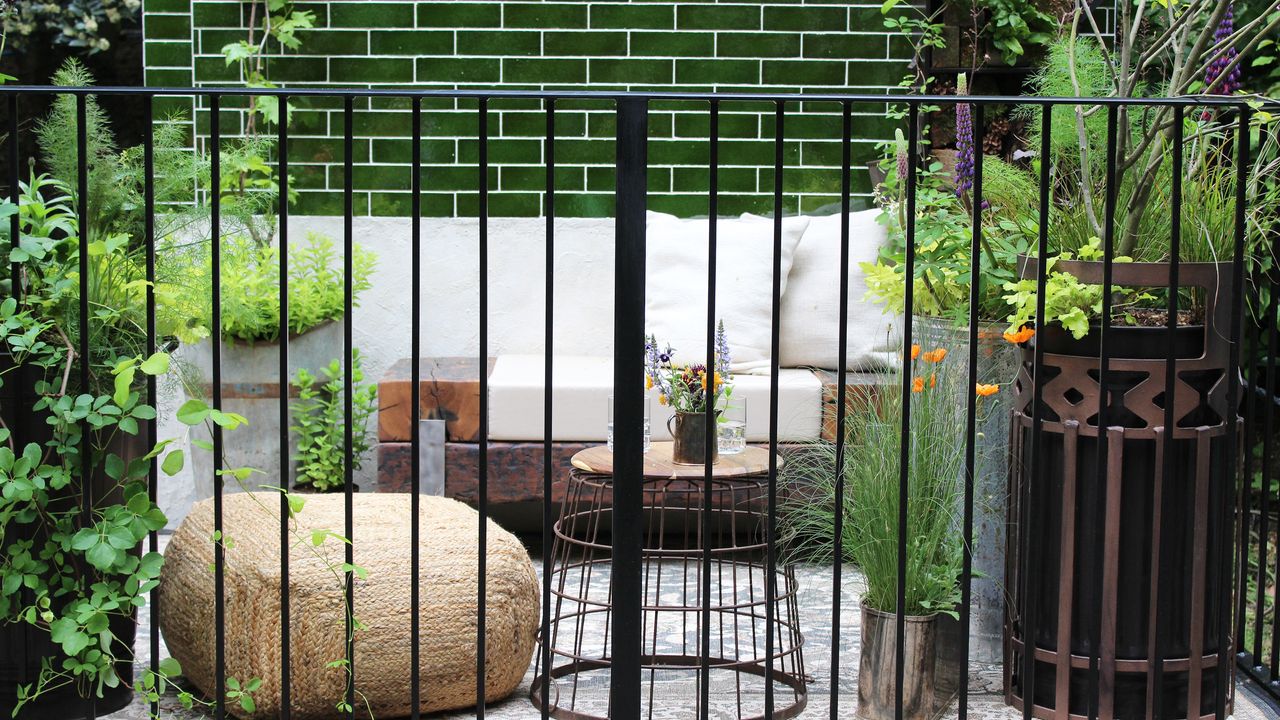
894, 129, 909, 185
954, 74, 974, 196
645, 334, 674, 399
1205, 4, 1242, 95
714, 319, 732, 376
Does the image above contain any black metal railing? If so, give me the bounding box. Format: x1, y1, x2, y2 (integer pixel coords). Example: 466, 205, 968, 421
1239, 265, 1280, 704
1, 85, 1275, 720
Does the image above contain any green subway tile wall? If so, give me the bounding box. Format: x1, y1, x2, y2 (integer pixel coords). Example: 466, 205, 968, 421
144, 1, 908, 217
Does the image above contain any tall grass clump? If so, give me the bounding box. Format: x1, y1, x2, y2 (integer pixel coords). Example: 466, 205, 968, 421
781, 338, 974, 617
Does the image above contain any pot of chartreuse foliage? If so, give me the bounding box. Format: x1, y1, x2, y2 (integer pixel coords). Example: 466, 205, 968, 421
999, 3, 1280, 718
182, 232, 376, 497
289, 350, 377, 492
782, 337, 972, 720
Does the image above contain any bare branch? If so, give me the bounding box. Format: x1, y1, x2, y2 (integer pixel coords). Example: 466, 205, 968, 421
1067, 13, 1104, 238
1077, 0, 1121, 94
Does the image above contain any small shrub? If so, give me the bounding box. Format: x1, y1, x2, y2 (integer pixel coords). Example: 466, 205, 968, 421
290, 350, 377, 492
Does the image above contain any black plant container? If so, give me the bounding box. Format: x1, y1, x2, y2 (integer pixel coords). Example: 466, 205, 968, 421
1006, 259, 1237, 720
0, 353, 138, 719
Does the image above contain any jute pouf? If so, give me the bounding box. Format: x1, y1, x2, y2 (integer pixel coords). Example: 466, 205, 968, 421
158, 492, 538, 718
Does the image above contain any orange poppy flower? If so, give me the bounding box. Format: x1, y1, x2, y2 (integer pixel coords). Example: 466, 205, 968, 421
1003, 327, 1035, 344
911, 344, 921, 360
922, 348, 948, 363
975, 383, 999, 397
929, 373, 937, 388
911, 376, 924, 393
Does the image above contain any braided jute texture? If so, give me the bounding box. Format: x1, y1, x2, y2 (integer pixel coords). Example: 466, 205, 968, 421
158, 492, 539, 718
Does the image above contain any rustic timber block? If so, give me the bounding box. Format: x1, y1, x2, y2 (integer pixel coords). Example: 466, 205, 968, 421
378, 441, 591, 505
812, 369, 892, 442
378, 357, 495, 443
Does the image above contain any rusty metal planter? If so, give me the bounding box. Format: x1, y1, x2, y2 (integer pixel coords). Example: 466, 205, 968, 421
1005, 259, 1237, 720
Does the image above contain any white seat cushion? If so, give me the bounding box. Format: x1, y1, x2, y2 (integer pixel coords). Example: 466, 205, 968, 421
780, 210, 901, 370
645, 211, 809, 372
487, 355, 823, 443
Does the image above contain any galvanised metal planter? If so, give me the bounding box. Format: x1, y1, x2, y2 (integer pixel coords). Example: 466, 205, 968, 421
913, 314, 1020, 663
1006, 259, 1237, 720
859, 606, 940, 720
183, 321, 345, 500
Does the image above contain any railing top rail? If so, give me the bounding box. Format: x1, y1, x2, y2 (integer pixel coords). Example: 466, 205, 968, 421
0, 84, 1274, 109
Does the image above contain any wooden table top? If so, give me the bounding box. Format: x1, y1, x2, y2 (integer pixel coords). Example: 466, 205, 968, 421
570, 442, 778, 479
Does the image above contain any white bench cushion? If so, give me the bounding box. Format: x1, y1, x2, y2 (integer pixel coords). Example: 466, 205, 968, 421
780, 209, 902, 371
487, 355, 823, 442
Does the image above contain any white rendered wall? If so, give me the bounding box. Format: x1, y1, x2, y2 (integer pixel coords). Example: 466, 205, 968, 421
158, 215, 621, 524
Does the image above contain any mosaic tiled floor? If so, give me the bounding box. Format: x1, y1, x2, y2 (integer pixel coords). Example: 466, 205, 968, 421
105, 535, 1276, 719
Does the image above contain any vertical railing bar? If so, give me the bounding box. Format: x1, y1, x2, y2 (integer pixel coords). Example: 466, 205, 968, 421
698, 97, 719, 720
476, 95, 490, 719
1258, 306, 1275, 667
7, 95, 17, 303
766, 99, 786, 717
1270, 307, 1280, 677
342, 94, 356, 720
959, 101, 984, 720
611, 96, 649, 720
1235, 291, 1255, 660
828, 99, 852, 720
410, 93, 423, 720
143, 93, 160, 720
1089, 103, 1120, 720
1021, 100, 1052, 720
895, 101, 920, 720
1268, 115, 1280, 682
209, 91, 226, 720
75, 90, 95, 720
1150, 104, 1183, 720
277, 92, 292, 720
540, 97, 555, 720
1223, 106, 1252, 718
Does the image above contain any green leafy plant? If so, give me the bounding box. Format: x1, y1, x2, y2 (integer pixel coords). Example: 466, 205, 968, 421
881, 0, 948, 111
213, 0, 315, 245
1024, 3, 1278, 257
192, 232, 377, 344
1000, 238, 1150, 340
0, 296, 180, 713
0, 0, 139, 55
781, 335, 972, 617
220, 0, 315, 135
975, 0, 1055, 64
290, 351, 377, 493
1, 171, 212, 394
863, 150, 1037, 323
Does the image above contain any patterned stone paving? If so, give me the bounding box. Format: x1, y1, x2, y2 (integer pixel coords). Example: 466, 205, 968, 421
105, 535, 1275, 719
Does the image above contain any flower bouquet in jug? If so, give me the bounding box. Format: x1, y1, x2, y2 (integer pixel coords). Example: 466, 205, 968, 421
645, 321, 733, 465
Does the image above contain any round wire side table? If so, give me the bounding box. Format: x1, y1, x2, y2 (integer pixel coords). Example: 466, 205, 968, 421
531, 443, 807, 720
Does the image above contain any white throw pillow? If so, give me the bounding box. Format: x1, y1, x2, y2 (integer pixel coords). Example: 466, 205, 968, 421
779, 210, 901, 370
645, 211, 809, 372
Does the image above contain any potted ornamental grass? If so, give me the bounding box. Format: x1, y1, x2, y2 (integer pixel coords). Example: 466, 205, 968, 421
861, 81, 1037, 660
782, 339, 983, 720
